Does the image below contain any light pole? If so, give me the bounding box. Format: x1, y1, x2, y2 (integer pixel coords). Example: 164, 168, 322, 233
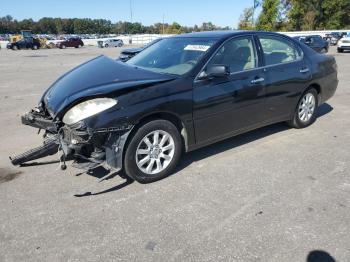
252, 0, 255, 28
129, 0, 133, 44
130, 0, 133, 24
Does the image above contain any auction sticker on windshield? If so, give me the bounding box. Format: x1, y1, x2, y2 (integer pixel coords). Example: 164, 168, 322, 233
184, 45, 210, 52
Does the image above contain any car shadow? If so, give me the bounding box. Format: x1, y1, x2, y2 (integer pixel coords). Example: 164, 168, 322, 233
73, 166, 134, 197
307, 250, 336, 262
74, 103, 333, 196
73, 178, 134, 197
317, 103, 333, 118
177, 103, 333, 172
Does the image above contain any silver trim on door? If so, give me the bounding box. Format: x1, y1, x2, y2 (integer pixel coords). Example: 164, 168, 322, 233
251, 77, 265, 84
300, 68, 310, 73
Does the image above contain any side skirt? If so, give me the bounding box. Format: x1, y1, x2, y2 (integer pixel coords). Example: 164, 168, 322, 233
188, 115, 291, 152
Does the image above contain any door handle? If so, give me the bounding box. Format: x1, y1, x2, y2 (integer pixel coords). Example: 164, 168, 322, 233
251, 77, 265, 84
300, 68, 310, 73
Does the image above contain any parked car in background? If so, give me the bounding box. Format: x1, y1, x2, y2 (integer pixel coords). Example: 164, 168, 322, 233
56, 38, 84, 49
12, 31, 338, 183
337, 37, 350, 53
6, 38, 41, 50
98, 39, 124, 48
324, 34, 339, 45
119, 38, 162, 61
324, 32, 348, 45
294, 35, 329, 53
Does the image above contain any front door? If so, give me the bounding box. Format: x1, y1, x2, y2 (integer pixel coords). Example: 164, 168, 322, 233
193, 36, 266, 145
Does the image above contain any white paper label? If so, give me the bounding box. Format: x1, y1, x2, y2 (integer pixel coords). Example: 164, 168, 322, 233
184, 45, 210, 52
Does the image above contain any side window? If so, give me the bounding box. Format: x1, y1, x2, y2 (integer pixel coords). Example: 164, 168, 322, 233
259, 36, 302, 66
207, 37, 257, 73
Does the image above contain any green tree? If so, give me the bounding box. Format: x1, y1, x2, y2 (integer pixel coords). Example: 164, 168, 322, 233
166, 22, 181, 34
287, 0, 350, 30
256, 0, 280, 30
322, 0, 350, 29
238, 7, 254, 30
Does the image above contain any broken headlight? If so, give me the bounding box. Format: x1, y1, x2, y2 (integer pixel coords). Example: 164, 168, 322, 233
62, 98, 117, 125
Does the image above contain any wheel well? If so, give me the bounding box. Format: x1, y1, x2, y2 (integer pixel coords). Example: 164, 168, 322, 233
308, 83, 321, 104
121, 112, 189, 170
309, 83, 321, 95
134, 112, 189, 152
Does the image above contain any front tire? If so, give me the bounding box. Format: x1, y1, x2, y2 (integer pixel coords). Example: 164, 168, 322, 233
338, 48, 343, 53
124, 120, 182, 183
287, 88, 318, 129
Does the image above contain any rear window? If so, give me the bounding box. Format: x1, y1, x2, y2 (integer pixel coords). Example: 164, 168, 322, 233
259, 35, 302, 66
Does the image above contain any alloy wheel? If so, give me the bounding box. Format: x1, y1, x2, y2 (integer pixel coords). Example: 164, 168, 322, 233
298, 93, 316, 122
135, 130, 175, 175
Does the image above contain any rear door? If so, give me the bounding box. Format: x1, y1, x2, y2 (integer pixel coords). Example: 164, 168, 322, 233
257, 34, 312, 121
193, 35, 267, 144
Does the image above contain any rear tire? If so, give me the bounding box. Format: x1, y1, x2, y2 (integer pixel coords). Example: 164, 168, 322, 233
105, 44, 109, 48
287, 88, 318, 129
12, 45, 18, 50
61, 45, 66, 49
124, 120, 182, 183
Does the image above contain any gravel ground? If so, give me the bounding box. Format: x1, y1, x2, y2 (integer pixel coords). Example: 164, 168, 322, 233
0, 45, 349, 262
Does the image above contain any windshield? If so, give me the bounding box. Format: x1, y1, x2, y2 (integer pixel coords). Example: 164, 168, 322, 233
126, 37, 216, 76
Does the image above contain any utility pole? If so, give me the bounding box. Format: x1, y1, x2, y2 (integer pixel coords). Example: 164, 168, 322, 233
252, 0, 255, 28
130, 0, 133, 24
129, 0, 133, 44
162, 14, 165, 35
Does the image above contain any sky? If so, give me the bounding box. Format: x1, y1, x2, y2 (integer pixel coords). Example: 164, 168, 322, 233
0, 0, 257, 28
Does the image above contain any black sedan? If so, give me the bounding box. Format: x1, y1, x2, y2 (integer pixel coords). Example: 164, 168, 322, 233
12, 31, 338, 183
7, 38, 41, 50
293, 35, 329, 53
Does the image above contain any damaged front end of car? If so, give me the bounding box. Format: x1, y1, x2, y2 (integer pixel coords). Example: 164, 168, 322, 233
10, 55, 174, 173
10, 103, 133, 172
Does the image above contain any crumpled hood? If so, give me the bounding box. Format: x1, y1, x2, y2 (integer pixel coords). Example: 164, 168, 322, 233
43, 55, 174, 116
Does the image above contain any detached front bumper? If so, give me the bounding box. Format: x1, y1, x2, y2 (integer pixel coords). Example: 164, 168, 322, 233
14, 109, 134, 171
22, 111, 57, 132
59, 121, 133, 170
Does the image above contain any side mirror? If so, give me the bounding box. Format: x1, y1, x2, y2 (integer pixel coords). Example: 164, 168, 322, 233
198, 65, 230, 80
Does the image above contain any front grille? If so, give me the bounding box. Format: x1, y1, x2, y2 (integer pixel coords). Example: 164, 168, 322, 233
61, 126, 108, 147
62, 127, 90, 144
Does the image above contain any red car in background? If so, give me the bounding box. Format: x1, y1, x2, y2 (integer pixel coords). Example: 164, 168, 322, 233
57, 37, 84, 49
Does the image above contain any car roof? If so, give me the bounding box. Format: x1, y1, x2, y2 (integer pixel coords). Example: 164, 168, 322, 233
174, 30, 281, 39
